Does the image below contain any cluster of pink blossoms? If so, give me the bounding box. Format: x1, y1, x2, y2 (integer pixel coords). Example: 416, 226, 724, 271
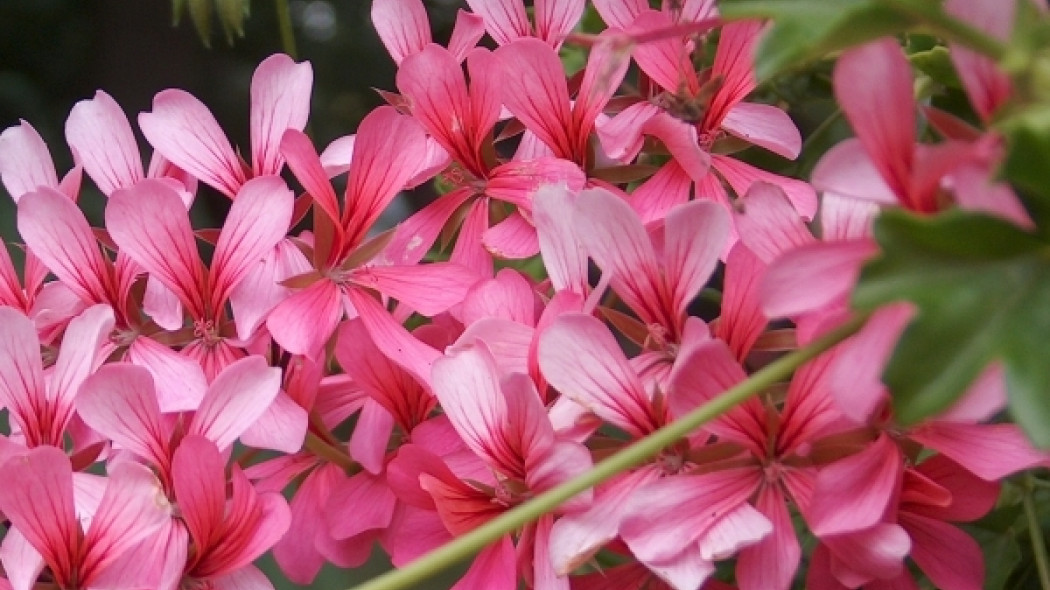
0, 0, 1046, 589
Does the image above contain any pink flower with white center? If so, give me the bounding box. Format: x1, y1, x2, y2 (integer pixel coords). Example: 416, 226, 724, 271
0, 304, 113, 450
0, 446, 170, 590
138, 54, 312, 199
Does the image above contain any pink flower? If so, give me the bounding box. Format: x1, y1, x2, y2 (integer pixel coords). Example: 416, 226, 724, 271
0, 446, 170, 590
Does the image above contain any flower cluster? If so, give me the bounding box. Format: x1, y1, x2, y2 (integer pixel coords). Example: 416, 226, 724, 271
0, 0, 1046, 589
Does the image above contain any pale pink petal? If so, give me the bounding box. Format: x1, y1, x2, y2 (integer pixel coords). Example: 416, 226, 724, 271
621, 468, 762, 563
280, 129, 342, 228
494, 39, 575, 159
698, 502, 772, 560
824, 524, 911, 585
126, 336, 208, 412
597, 100, 660, 162
266, 278, 344, 357
483, 211, 541, 259
65, 90, 144, 195
17, 187, 114, 305
647, 551, 716, 590
949, 164, 1034, 228
450, 197, 494, 274
380, 504, 453, 567
0, 446, 79, 585
819, 191, 880, 241
348, 399, 395, 474
834, 40, 915, 198
272, 464, 336, 583
721, 102, 802, 159
525, 439, 593, 507
30, 282, 87, 346
631, 159, 698, 224
574, 30, 632, 127
319, 134, 355, 177
715, 244, 766, 360
808, 434, 901, 537
107, 179, 206, 316
351, 262, 477, 316
250, 54, 312, 176
643, 112, 711, 182
535, 0, 584, 44
485, 158, 586, 210
733, 181, 814, 263
593, 0, 647, 28
461, 269, 538, 326
454, 318, 534, 378
736, 486, 800, 590
77, 363, 172, 467
0, 121, 59, 201
0, 307, 47, 439
0, 526, 47, 590
811, 138, 900, 205
534, 184, 589, 294
240, 389, 309, 453
382, 187, 472, 266
945, 0, 1012, 121
664, 199, 729, 315
211, 175, 295, 308
326, 470, 397, 540
138, 89, 247, 198
372, 0, 431, 64
449, 10, 487, 61
712, 154, 817, 219
143, 275, 184, 330
189, 355, 282, 451
760, 240, 878, 319
466, 0, 531, 45
49, 304, 114, 417
80, 461, 171, 585
539, 313, 659, 436
229, 239, 312, 341
212, 565, 274, 590
629, 10, 697, 93
938, 362, 1006, 422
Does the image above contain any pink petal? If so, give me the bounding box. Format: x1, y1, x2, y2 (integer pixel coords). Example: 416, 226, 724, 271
819, 191, 880, 241
824, 524, 911, 585
712, 154, 817, 220
910, 421, 1050, 481
397, 44, 477, 166
461, 269, 538, 326
448, 11, 487, 61
382, 187, 473, 266
0, 526, 47, 590
908, 454, 999, 522
647, 551, 716, 590
373, 0, 431, 64
17, 187, 114, 305
344, 107, 429, 247
945, 0, 1013, 121
483, 211, 541, 259
597, 100, 660, 162
900, 513, 983, 590
465, 0, 531, 45
525, 439, 593, 505
107, 179, 206, 317
126, 336, 208, 412
493, 39, 575, 159
485, 157, 586, 210
49, 304, 114, 418
643, 112, 711, 182
621, 468, 762, 563
229, 239, 313, 341
630, 159, 699, 224
811, 138, 900, 206
535, 0, 585, 45
0, 307, 47, 439
65, 90, 144, 195
698, 502, 772, 560
172, 435, 226, 552
733, 181, 814, 264
736, 486, 800, 590
138, 89, 247, 198
715, 244, 766, 360
239, 389, 309, 453
0, 447, 78, 586
534, 184, 589, 295
574, 30, 631, 127
834, 39, 915, 198
211, 565, 273, 590
664, 199, 729, 315
250, 54, 312, 176
280, 129, 342, 229
326, 471, 397, 540
539, 313, 660, 436
704, 20, 762, 130
760, 240, 877, 319
267, 278, 344, 357
348, 399, 395, 474
143, 275, 184, 331
80, 461, 171, 585
77, 363, 172, 468
452, 536, 517, 590
272, 464, 336, 584
0, 121, 59, 201
721, 102, 802, 160
454, 318, 534, 378
348, 290, 442, 388
189, 355, 282, 451
808, 434, 901, 537
318, 134, 355, 177
351, 262, 477, 316
630, 10, 698, 93
210, 175, 295, 309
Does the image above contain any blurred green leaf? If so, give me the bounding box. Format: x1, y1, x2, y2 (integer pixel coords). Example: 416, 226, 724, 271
720, 0, 919, 81
910, 46, 963, 89
853, 209, 1050, 446
1001, 106, 1050, 221
187, 0, 214, 48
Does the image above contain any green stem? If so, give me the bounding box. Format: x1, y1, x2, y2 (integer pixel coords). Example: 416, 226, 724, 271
883, 0, 1006, 60
1024, 474, 1050, 590
304, 431, 357, 473
275, 0, 298, 60
348, 312, 870, 590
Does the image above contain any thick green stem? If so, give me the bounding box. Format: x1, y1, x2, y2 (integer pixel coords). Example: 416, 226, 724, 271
1024, 474, 1050, 590
275, 0, 298, 60
304, 431, 357, 473
348, 312, 869, 590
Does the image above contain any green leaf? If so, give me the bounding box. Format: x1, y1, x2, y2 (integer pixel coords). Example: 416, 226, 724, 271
909, 46, 963, 89
969, 524, 1023, 590
853, 209, 1050, 446
1000, 106, 1050, 214
720, 0, 919, 81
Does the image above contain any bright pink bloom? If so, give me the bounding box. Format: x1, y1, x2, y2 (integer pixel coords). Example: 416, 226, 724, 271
139, 54, 312, 198
0, 120, 81, 202
0, 446, 170, 590
372, 0, 485, 65
465, 0, 585, 48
